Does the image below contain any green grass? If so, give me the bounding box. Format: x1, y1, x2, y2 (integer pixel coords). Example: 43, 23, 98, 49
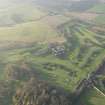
0, 21, 59, 42
0, 20, 105, 93
89, 4, 105, 13
60, 21, 105, 69
0, 3, 62, 43
0, 2, 105, 105
0, 21, 104, 91
0, 4, 46, 26
94, 15, 105, 25
75, 87, 105, 105
0, 43, 89, 92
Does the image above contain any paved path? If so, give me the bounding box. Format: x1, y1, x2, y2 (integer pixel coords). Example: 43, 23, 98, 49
94, 86, 105, 97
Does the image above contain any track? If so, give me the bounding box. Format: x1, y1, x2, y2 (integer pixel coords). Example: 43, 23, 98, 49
93, 86, 105, 97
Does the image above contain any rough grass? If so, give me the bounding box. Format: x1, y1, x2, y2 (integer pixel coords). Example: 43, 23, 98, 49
60, 21, 105, 71
0, 4, 46, 26
75, 87, 105, 105
0, 21, 60, 42
94, 15, 105, 25
89, 4, 105, 13
1, 21, 105, 92
0, 20, 105, 93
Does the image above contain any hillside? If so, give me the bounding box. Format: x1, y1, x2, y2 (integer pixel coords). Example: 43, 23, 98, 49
0, 0, 105, 105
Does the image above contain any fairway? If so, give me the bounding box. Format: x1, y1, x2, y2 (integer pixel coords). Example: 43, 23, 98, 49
0, 20, 104, 93
0, 1, 105, 105
75, 87, 105, 105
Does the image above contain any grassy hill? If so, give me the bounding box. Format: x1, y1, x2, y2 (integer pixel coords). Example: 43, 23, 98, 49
0, 4, 46, 26
0, 20, 105, 92
0, 0, 105, 105
0, 21, 59, 42
75, 87, 105, 105
0, 18, 105, 104
89, 4, 105, 13
93, 15, 105, 25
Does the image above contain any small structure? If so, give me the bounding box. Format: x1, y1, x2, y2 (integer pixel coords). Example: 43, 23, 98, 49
49, 43, 66, 58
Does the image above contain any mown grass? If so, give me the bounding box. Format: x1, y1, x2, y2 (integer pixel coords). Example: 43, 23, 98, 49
75, 87, 105, 105
60, 21, 105, 70
0, 20, 105, 93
